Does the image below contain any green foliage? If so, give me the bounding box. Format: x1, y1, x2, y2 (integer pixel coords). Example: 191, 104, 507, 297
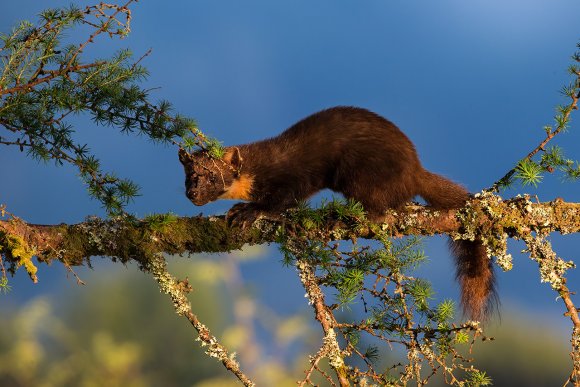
179, 130, 225, 159
285, 198, 367, 230
466, 370, 493, 387
205, 138, 226, 159
508, 144, 580, 187
326, 197, 366, 221
538, 145, 580, 181
0, 275, 11, 294
435, 299, 456, 323
0, 3, 212, 216
389, 236, 427, 272
406, 278, 434, 312
514, 159, 543, 187
454, 330, 470, 344
180, 134, 201, 152
363, 345, 379, 364
335, 267, 365, 305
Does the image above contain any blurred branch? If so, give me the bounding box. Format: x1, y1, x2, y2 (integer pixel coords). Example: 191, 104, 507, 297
144, 254, 256, 386
522, 234, 580, 386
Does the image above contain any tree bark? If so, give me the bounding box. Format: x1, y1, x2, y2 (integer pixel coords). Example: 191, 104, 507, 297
1, 195, 579, 282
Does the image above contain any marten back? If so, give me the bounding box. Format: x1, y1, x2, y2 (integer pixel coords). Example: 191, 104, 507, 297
237, 107, 424, 215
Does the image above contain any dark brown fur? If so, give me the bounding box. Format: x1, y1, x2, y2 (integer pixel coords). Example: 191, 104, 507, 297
179, 106, 496, 320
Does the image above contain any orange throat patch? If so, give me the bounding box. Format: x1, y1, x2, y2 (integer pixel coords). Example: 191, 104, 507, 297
218, 174, 254, 201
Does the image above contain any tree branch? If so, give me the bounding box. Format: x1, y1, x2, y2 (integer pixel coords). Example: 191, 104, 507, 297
1, 196, 580, 277
296, 258, 350, 386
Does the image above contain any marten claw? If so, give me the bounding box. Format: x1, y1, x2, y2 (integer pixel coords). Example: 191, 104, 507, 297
226, 202, 262, 228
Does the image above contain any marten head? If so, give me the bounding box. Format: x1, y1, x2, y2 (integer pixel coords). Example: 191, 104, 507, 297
179, 147, 252, 205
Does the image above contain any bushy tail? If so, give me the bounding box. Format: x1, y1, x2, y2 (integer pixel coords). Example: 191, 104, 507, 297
418, 169, 497, 320
417, 169, 470, 210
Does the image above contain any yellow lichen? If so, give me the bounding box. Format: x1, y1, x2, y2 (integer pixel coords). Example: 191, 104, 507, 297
2, 233, 38, 283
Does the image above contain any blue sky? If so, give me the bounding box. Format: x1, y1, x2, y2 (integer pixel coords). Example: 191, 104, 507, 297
1, 0, 580, 346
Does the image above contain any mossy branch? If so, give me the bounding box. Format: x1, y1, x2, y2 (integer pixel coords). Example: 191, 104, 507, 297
1, 195, 580, 278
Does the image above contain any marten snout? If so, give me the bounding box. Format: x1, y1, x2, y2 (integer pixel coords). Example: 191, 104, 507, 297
184, 175, 205, 205
184, 170, 232, 206
185, 187, 201, 205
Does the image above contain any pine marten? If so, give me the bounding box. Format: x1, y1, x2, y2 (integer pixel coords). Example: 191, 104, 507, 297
179, 106, 496, 320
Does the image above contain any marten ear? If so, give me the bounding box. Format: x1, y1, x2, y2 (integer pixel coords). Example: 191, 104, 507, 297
224, 147, 243, 170
231, 147, 242, 169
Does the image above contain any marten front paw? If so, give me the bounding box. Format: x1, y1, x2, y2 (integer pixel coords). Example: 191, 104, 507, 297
226, 203, 263, 228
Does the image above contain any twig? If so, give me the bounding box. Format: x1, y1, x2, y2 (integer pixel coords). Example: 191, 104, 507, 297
65, 1, 135, 69
489, 54, 580, 191
0, 62, 104, 97
131, 47, 153, 72
299, 345, 337, 387
64, 263, 86, 285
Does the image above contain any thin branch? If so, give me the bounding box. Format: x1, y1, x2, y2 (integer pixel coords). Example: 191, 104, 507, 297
296, 259, 350, 386
0, 62, 104, 96
489, 60, 580, 191
299, 344, 337, 387
522, 234, 580, 386
65, 1, 135, 69
145, 254, 256, 386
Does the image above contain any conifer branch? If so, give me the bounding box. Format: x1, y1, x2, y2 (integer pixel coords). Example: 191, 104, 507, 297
490, 42, 580, 191
0, 2, 200, 215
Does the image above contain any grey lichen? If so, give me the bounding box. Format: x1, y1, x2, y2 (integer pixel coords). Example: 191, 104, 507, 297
523, 235, 576, 290
146, 253, 191, 316
494, 249, 514, 271
485, 232, 513, 272
77, 215, 125, 252
324, 328, 346, 370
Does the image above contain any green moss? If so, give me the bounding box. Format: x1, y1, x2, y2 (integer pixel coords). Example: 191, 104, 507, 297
143, 213, 178, 232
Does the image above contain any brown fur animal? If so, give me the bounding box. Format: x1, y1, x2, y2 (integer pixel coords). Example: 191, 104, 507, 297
179, 106, 495, 320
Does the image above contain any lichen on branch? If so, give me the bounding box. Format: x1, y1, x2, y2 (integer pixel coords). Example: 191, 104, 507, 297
0, 195, 579, 279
